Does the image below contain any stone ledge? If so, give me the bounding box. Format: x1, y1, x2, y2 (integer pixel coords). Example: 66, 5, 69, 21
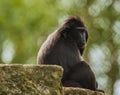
64, 87, 106, 95
0, 64, 108, 95
0, 64, 63, 95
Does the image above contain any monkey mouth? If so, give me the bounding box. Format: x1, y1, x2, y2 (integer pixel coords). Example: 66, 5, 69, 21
78, 44, 85, 48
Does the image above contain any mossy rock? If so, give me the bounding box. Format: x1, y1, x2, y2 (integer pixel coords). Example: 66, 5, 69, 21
0, 64, 63, 95
0, 64, 109, 95
64, 87, 107, 95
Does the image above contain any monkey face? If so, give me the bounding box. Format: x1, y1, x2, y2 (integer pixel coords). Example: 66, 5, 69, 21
69, 27, 88, 48
77, 27, 88, 48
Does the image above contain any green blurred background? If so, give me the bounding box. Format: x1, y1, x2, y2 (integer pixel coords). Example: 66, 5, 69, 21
0, 0, 120, 95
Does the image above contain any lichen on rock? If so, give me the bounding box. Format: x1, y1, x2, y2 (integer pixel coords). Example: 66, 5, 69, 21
0, 64, 63, 95
0, 64, 108, 95
63, 87, 107, 95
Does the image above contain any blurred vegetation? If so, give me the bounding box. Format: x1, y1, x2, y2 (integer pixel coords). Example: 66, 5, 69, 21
0, 0, 120, 95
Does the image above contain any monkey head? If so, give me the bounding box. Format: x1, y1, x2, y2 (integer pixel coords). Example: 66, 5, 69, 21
60, 16, 88, 55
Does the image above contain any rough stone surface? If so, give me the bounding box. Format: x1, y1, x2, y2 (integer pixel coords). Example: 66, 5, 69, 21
0, 64, 108, 95
0, 64, 63, 95
64, 87, 107, 95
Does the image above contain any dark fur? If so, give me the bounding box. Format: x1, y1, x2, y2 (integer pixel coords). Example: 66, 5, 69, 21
63, 61, 97, 90
37, 16, 103, 92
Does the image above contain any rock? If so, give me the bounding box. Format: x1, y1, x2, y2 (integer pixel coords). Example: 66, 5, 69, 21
0, 64, 109, 95
63, 87, 107, 95
0, 64, 63, 95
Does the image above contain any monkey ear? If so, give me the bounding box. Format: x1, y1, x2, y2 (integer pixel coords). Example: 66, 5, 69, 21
62, 31, 67, 38
61, 27, 70, 38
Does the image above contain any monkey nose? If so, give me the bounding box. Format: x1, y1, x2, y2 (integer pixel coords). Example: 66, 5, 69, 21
81, 41, 86, 45
79, 43, 85, 48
